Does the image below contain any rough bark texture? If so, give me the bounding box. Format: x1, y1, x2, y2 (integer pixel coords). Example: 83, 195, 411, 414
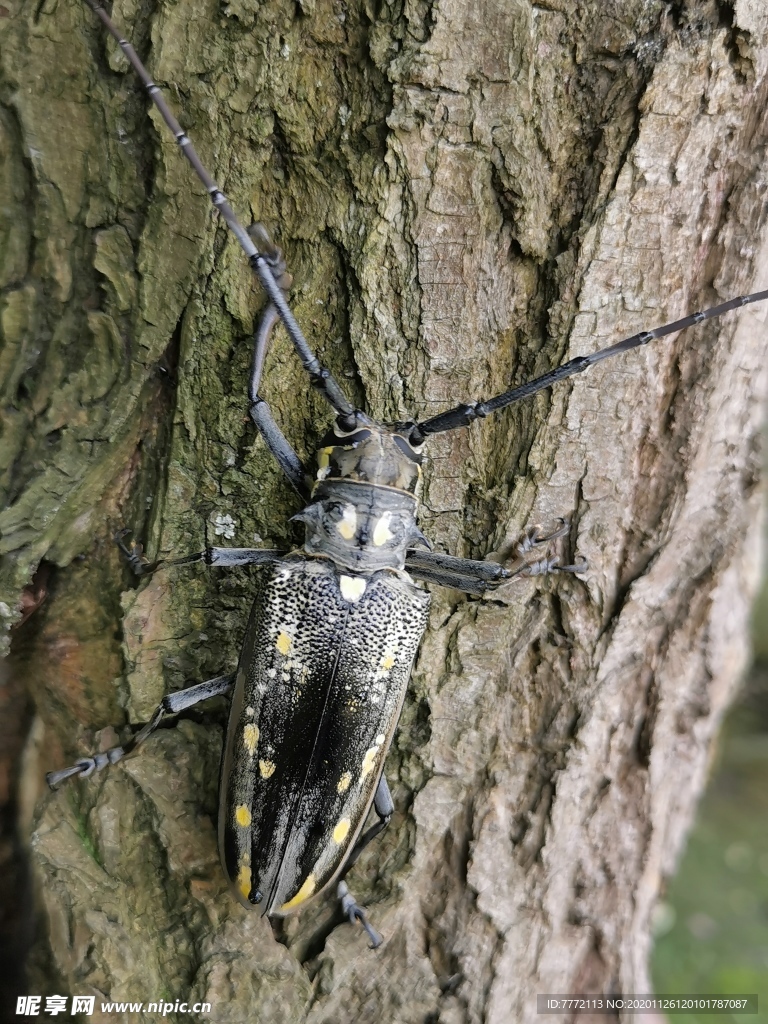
1, 0, 768, 1020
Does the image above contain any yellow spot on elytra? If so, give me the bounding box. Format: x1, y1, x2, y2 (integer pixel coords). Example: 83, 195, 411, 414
237, 863, 251, 900
336, 504, 357, 540
337, 771, 352, 794
259, 759, 276, 779
243, 723, 259, 755
332, 818, 351, 844
380, 651, 395, 670
280, 873, 316, 911
276, 631, 292, 655
235, 804, 251, 828
372, 512, 394, 546
339, 575, 366, 602
360, 745, 380, 781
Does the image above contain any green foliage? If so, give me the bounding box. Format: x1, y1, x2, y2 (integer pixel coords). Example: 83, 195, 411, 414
653, 680, 768, 1024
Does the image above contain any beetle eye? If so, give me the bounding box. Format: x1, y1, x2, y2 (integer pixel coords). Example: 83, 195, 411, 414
393, 434, 424, 463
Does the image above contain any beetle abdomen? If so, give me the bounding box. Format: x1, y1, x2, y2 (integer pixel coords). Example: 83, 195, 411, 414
218, 556, 430, 915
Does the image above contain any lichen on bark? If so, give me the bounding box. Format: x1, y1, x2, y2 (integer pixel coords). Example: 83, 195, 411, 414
1, 0, 768, 1019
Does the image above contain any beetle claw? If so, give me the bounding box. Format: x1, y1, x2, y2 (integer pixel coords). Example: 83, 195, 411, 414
338, 880, 383, 948
350, 906, 383, 950
114, 529, 157, 576
46, 758, 96, 789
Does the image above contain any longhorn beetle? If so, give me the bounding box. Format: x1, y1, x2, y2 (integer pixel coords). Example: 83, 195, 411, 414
48, 0, 768, 948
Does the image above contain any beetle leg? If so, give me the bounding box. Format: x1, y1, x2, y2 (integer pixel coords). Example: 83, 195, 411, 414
204, 547, 287, 567
46, 673, 235, 788
250, 397, 308, 498
405, 556, 587, 594
335, 775, 394, 949
247, 224, 292, 401
405, 527, 587, 595
343, 775, 394, 873
406, 550, 517, 594
115, 531, 285, 577
246, 225, 311, 499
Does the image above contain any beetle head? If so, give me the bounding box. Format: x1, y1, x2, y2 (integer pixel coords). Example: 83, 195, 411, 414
313, 413, 425, 494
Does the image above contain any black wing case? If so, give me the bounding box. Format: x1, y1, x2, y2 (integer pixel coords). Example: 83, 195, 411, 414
218, 557, 430, 914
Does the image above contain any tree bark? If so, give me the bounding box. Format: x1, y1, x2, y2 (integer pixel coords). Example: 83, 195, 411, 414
1, 0, 767, 1020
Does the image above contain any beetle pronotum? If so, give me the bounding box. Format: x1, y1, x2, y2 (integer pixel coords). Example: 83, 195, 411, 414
46, 0, 768, 950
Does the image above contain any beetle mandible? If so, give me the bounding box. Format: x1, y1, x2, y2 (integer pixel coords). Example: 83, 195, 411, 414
47, 0, 768, 948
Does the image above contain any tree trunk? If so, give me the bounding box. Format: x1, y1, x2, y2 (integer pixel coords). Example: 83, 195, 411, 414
1, 0, 767, 1019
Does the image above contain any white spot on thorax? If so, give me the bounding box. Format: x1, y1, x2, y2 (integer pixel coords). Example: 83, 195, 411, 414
372, 511, 394, 546
336, 504, 358, 540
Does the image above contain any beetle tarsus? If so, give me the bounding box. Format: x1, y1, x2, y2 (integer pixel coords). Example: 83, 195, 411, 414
356, 911, 383, 950
46, 759, 98, 788
555, 556, 589, 574
515, 519, 570, 556
338, 880, 383, 949
45, 749, 125, 789
507, 520, 587, 580
114, 529, 158, 577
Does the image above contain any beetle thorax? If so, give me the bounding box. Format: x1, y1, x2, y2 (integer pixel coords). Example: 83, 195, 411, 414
293, 421, 427, 572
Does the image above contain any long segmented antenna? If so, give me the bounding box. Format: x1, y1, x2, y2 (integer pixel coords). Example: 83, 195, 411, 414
82, 0, 355, 421
412, 289, 768, 441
